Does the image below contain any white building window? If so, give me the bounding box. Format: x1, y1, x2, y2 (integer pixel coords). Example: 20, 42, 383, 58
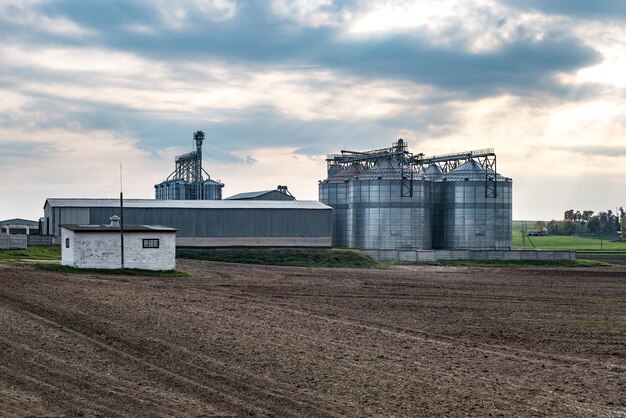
143, 238, 160, 248
65, 238, 70, 248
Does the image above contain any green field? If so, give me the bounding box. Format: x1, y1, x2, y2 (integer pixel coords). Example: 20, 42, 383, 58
0, 245, 61, 260
513, 220, 626, 251
177, 248, 386, 269
438, 259, 608, 267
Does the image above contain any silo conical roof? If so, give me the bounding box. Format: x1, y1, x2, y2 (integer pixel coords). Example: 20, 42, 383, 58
441, 159, 507, 181
423, 164, 443, 179
326, 163, 366, 183
356, 159, 407, 180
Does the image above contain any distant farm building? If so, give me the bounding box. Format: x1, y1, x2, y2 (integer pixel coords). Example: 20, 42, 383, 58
45, 199, 331, 248
0, 218, 39, 235
61, 218, 176, 270
226, 186, 295, 201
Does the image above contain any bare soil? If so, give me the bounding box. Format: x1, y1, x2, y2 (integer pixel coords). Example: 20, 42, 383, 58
580, 253, 626, 266
1, 261, 625, 417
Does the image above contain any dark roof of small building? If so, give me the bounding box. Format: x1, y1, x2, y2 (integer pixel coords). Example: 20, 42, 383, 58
60, 224, 177, 233
0, 218, 39, 226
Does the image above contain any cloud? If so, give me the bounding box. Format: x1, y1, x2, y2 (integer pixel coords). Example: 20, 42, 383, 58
318, 33, 599, 97
0, 0, 624, 221
20, 0, 598, 98
561, 146, 626, 158
501, 0, 626, 20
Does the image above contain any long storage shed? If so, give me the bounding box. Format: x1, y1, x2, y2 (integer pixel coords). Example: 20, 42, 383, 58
44, 199, 332, 247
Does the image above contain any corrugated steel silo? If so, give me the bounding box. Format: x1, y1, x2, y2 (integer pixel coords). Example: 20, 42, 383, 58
319, 163, 364, 247
348, 159, 432, 250
423, 164, 444, 249
203, 179, 224, 200
155, 180, 190, 200
434, 159, 512, 250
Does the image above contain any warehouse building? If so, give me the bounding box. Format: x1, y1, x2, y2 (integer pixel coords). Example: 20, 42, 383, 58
44, 199, 331, 247
61, 217, 176, 270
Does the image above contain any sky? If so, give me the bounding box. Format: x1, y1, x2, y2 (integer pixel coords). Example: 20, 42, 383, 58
1, 0, 625, 221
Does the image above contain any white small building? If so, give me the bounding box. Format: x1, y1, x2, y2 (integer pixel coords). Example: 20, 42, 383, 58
60, 217, 176, 270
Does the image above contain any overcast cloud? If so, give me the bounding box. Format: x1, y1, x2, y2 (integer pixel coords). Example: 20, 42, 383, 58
0, 0, 624, 220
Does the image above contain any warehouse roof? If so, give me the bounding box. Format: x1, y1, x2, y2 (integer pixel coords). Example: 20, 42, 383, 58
45, 198, 329, 210
0, 218, 39, 226
226, 190, 278, 199
225, 190, 295, 200
60, 224, 176, 232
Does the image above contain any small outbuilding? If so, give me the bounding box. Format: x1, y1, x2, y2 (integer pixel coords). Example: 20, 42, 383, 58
60, 217, 176, 270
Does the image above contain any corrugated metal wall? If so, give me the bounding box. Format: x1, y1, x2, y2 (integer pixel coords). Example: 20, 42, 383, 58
202, 181, 223, 200
44, 206, 89, 237
433, 181, 512, 250
347, 180, 432, 250
47, 206, 331, 238
319, 182, 349, 247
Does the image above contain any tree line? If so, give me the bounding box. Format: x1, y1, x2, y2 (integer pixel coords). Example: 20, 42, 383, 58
533, 207, 625, 236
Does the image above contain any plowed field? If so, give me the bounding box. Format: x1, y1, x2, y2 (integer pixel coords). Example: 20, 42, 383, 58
1, 261, 625, 417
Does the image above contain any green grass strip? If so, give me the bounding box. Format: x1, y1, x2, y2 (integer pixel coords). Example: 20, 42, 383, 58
177, 248, 387, 269
0, 245, 61, 260
430, 259, 609, 267
33, 263, 190, 277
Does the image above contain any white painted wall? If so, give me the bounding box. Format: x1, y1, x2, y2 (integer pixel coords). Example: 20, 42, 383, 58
123, 233, 176, 271
61, 229, 75, 266
60, 228, 176, 270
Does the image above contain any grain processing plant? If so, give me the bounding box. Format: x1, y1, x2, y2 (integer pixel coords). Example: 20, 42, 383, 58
319, 140, 513, 252
154, 131, 224, 200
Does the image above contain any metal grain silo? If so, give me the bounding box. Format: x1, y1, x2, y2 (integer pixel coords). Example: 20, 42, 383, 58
435, 159, 512, 250
319, 163, 364, 247
348, 159, 432, 250
423, 165, 444, 249
203, 179, 224, 200
155, 180, 190, 200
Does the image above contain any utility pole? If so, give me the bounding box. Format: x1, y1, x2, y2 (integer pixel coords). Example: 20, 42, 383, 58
120, 163, 125, 270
